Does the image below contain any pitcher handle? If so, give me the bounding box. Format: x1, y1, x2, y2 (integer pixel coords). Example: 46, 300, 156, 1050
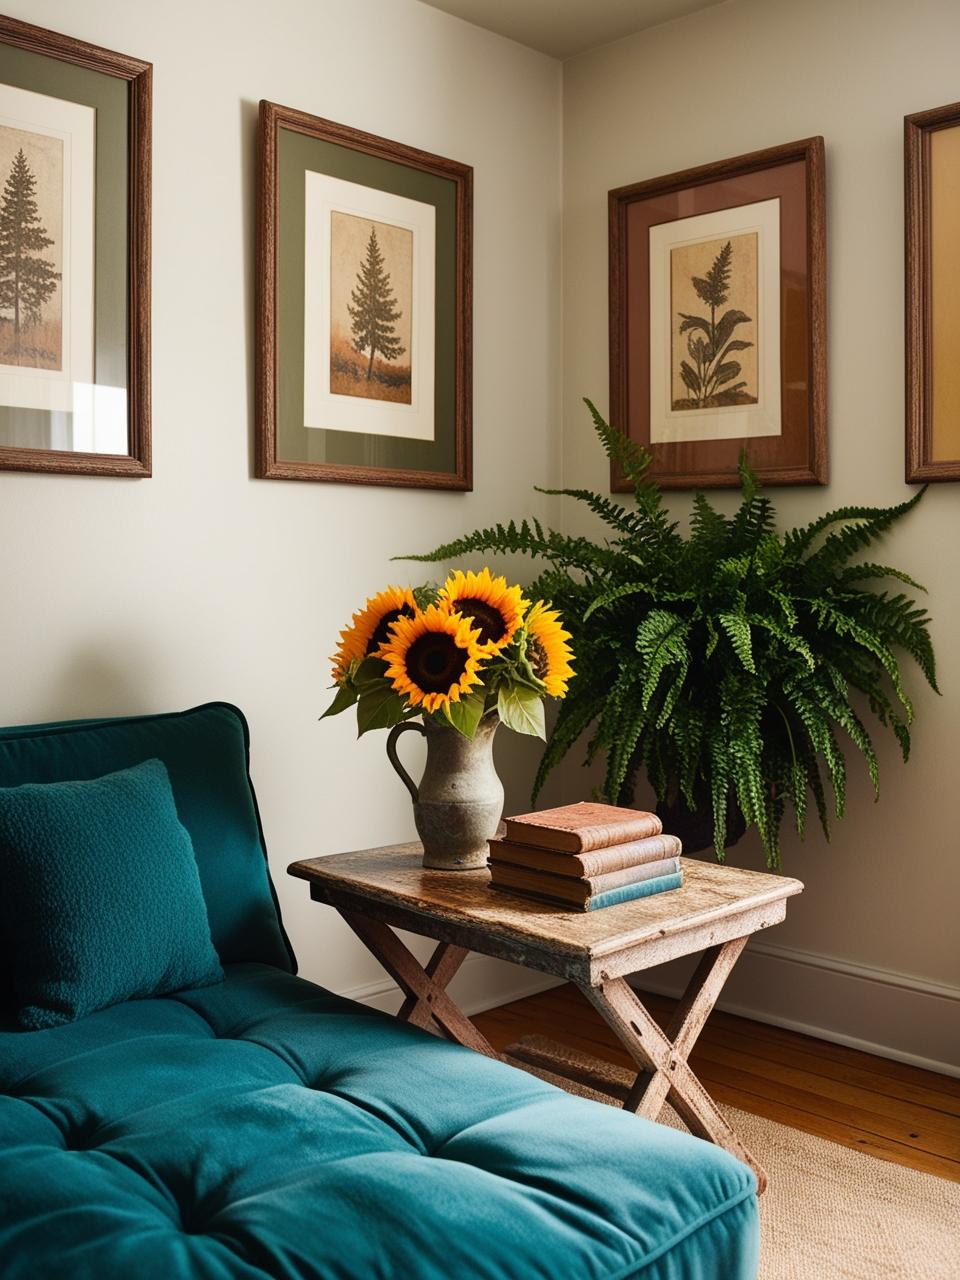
386, 721, 425, 804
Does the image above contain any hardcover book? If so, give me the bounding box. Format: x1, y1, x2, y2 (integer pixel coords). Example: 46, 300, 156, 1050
503, 801, 662, 853
491, 870, 683, 912
487, 834, 681, 878
488, 856, 682, 905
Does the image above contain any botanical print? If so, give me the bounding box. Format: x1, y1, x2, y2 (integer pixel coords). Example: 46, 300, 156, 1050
0, 124, 62, 372
329, 211, 412, 405
303, 170, 435, 441
671, 232, 757, 411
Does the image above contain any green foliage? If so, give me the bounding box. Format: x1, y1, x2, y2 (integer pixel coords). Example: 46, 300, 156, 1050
498, 684, 546, 740
403, 400, 938, 867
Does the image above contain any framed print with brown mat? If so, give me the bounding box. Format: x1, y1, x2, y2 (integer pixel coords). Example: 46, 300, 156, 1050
906, 100, 960, 482
0, 15, 151, 477
609, 137, 826, 490
257, 101, 472, 489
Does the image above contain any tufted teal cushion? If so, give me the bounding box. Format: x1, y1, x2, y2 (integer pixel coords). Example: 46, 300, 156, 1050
0, 964, 759, 1279
0, 758, 224, 1029
0, 704, 294, 978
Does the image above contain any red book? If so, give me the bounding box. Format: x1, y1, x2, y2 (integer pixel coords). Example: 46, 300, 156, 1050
502, 801, 662, 853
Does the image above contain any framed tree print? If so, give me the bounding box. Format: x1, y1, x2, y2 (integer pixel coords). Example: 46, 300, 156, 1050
609, 137, 826, 490
257, 102, 472, 489
0, 15, 151, 477
906, 101, 960, 482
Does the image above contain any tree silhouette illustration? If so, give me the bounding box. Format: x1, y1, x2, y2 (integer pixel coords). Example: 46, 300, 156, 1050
0, 148, 60, 357
347, 225, 406, 380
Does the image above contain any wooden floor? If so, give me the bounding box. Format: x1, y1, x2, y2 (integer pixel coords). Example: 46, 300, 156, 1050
473, 983, 960, 1183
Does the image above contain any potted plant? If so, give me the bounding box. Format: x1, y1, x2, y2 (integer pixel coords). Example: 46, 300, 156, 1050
322, 569, 574, 870
403, 402, 938, 868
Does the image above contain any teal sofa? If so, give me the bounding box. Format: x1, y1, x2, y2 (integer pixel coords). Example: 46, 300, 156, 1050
0, 703, 759, 1279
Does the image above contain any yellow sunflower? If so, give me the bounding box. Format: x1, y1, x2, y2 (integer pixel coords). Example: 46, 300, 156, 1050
524, 600, 574, 698
331, 585, 417, 683
436, 569, 527, 654
380, 605, 485, 713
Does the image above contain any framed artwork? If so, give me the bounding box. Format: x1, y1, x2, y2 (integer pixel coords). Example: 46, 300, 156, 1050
609, 137, 826, 490
0, 15, 151, 477
257, 101, 472, 489
905, 101, 960, 482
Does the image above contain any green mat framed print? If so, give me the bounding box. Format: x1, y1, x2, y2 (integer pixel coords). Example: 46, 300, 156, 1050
0, 15, 151, 477
256, 101, 472, 489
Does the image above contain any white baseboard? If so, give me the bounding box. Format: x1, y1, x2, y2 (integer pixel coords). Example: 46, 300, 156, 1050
336, 940, 959, 1080
633, 940, 960, 1079
339, 952, 562, 1019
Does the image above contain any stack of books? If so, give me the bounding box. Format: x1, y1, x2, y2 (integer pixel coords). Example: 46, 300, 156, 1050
488, 801, 682, 911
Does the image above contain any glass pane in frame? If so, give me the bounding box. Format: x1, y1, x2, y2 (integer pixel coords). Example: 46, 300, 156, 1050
0, 41, 128, 455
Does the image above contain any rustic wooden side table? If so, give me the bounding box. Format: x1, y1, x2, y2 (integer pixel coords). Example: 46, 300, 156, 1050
288, 844, 802, 1193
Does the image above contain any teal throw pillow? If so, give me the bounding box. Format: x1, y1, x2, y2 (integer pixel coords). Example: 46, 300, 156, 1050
0, 757, 224, 1029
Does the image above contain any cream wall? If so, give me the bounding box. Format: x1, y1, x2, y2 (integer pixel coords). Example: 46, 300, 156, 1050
0, 0, 562, 1012
563, 0, 960, 1069
3, 0, 956, 1071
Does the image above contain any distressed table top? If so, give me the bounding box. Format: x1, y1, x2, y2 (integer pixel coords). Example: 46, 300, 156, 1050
288, 843, 803, 982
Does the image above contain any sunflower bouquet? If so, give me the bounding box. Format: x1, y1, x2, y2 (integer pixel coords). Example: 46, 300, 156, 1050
323, 569, 574, 739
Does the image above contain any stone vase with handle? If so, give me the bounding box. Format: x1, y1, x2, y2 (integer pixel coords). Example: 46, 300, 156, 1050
386, 713, 503, 870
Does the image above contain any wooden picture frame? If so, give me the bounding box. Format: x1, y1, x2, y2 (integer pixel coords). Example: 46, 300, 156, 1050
0, 14, 151, 478
609, 137, 826, 490
257, 101, 472, 489
905, 101, 960, 482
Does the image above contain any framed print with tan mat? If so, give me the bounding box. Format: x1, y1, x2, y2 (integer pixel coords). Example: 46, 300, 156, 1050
257, 102, 472, 489
906, 100, 960, 482
609, 137, 826, 490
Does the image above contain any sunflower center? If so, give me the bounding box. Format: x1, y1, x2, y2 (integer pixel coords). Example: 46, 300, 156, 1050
406, 633, 468, 693
528, 635, 549, 681
367, 606, 414, 654
455, 598, 506, 646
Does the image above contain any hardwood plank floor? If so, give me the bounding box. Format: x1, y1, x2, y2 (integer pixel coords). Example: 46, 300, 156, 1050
472, 983, 960, 1183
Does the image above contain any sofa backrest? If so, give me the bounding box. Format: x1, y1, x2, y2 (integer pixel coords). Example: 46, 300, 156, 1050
0, 703, 295, 974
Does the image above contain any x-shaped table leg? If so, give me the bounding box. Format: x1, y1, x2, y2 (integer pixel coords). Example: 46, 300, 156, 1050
339, 909, 500, 1059
580, 935, 767, 1192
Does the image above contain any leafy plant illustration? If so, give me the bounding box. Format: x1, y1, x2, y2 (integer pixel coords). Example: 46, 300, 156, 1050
677, 239, 753, 408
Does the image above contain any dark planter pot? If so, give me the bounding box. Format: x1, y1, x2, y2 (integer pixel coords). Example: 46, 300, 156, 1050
656, 790, 747, 856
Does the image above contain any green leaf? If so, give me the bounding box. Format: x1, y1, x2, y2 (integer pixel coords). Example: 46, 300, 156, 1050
354, 656, 388, 688
356, 685, 407, 736
443, 692, 487, 739
718, 613, 755, 673
498, 684, 546, 739
320, 682, 358, 719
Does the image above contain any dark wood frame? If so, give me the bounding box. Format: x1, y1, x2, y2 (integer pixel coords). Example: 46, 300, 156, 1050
905, 101, 960, 483
256, 101, 473, 489
609, 137, 827, 490
0, 14, 151, 478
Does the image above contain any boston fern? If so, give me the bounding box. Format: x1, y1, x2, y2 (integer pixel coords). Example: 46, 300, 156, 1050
404, 400, 938, 867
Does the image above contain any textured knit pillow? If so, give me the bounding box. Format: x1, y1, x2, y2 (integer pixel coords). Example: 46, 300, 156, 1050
0, 758, 224, 1030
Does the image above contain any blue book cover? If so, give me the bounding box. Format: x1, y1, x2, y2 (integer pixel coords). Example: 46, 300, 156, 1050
586, 871, 683, 911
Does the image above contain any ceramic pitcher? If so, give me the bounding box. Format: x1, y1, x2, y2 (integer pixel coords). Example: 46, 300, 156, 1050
386, 714, 503, 870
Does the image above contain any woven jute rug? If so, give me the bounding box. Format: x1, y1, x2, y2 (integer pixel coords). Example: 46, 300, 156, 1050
504, 1036, 960, 1280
